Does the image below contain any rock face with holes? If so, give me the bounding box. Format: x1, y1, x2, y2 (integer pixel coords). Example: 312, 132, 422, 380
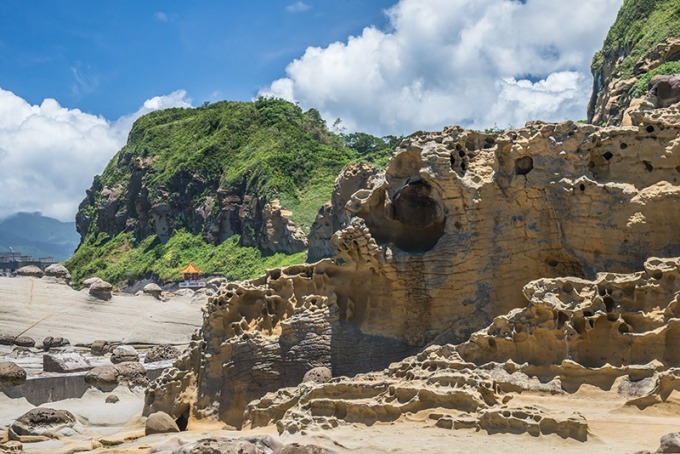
307, 163, 378, 262
145, 102, 679, 430
456, 257, 680, 368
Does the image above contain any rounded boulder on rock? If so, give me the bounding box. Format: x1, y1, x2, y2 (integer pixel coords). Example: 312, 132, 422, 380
145, 411, 180, 435
302, 367, 332, 384
111, 345, 139, 364
42, 336, 70, 351
656, 432, 680, 453
90, 340, 113, 356
45, 263, 71, 281
85, 365, 119, 391
82, 277, 100, 288
13, 336, 35, 348
9, 408, 77, 441
16, 265, 43, 278
105, 395, 120, 404
0, 361, 27, 386
88, 278, 113, 300
144, 345, 181, 363
114, 361, 148, 387
143, 283, 163, 298
0, 335, 16, 346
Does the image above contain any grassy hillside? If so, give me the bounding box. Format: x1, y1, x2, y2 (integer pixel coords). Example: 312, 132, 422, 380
66, 98, 397, 286
592, 0, 680, 78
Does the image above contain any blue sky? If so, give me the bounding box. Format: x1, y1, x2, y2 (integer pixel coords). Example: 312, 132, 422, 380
0, 0, 623, 221
0, 1, 394, 119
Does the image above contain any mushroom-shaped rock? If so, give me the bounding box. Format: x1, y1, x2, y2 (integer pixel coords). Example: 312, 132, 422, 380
85, 365, 119, 390
145, 411, 180, 435
302, 366, 333, 384
144, 345, 181, 363
8, 408, 77, 441
43, 264, 70, 283
88, 278, 113, 300
13, 336, 35, 348
16, 265, 43, 278
81, 277, 100, 288
111, 345, 139, 364
43, 352, 91, 373
0, 361, 27, 387
143, 283, 163, 298
42, 336, 70, 351
90, 340, 112, 356
114, 361, 148, 387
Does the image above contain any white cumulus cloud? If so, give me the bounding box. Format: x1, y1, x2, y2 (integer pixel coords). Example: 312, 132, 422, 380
0, 88, 192, 221
261, 0, 623, 135
286, 2, 311, 13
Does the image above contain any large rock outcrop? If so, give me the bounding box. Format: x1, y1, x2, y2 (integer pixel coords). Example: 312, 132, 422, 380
588, 0, 680, 126
240, 257, 678, 440
144, 101, 680, 429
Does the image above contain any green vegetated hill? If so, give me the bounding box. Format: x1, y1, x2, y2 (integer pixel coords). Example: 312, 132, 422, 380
592, 0, 680, 79
65, 98, 398, 286
589, 0, 680, 123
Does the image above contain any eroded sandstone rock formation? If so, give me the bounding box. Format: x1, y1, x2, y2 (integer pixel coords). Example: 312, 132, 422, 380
144, 101, 679, 430
239, 257, 678, 440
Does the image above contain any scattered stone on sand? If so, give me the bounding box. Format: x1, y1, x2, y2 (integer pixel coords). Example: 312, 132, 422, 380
173, 437, 337, 454
144, 345, 181, 364
0, 335, 16, 345
174, 289, 194, 297
42, 336, 70, 351
13, 336, 35, 348
145, 411, 180, 435
143, 283, 163, 298
0, 361, 27, 386
105, 395, 120, 404
207, 277, 227, 288
43, 352, 91, 373
16, 265, 43, 278
88, 278, 113, 300
656, 432, 680, 453
8, 408, 77, 442
111, 345, 139, 364
302, 367, 332, 384
90, 340, 113, 356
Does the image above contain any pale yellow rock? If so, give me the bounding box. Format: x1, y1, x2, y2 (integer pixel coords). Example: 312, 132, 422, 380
145, 103, 680, 432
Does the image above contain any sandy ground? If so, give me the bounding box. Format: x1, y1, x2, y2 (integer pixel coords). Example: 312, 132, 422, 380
0, 276, 204, 346
1, 384, 676, 453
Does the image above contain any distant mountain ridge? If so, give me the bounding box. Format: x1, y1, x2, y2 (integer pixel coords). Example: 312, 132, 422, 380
0, 212, 79, 261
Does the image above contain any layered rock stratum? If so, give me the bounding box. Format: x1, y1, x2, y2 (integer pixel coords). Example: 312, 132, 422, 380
145, 98, 680, 433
